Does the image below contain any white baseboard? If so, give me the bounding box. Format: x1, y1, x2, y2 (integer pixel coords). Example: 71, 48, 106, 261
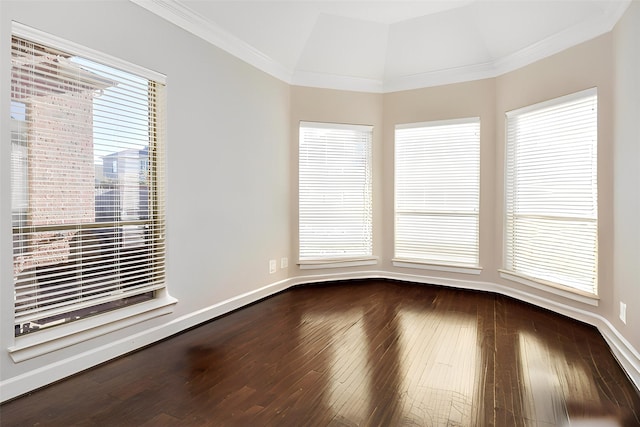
376, 270, 640, 391
2, 271, 638, 402
0, 277, 292, 403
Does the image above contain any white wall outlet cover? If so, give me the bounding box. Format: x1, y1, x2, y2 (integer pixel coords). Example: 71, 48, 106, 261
619, 301, 627, 324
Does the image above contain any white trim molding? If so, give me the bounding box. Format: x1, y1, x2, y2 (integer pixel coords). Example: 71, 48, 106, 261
130, 0, 631, 93
499, 270, 599, 307
2, 271, 638, 402
292, 70, 384, 94
298, 257, 379, 270
8, 294, 178, 363
0, 278, 291, 403
392, 259, 482, 275
379, 270, 638, 391
129, 0, 292, 84
492, 0, 631, 79
12, 21, 167, 83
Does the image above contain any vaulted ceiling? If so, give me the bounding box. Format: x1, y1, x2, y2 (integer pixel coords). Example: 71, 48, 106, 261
133, 0, 630, 92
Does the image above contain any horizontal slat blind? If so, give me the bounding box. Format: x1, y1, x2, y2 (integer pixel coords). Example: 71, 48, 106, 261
395, 118, 480, 266
299, 122, 373, 260
11, 33, 166, 334
505, 88, 597, 294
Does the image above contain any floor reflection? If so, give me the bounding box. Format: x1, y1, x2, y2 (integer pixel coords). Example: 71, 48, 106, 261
300, 308, 371, 424
518, 331, 617, 427
397, 309, 480, 426
2, 281, 639, 426
298, 296, 484, 426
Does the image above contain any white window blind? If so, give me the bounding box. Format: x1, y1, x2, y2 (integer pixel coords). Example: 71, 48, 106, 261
11, 28, 167, 336
395, 118, 480, 266
505, 88, 597, 295
299, 122, 373, 261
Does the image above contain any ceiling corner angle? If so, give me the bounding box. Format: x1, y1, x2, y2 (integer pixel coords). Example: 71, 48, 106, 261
384, 62, 498, 94
130, 0, 294, 83
292, 70, 385, 94
130, 0, 631, 94
492, 0, 632, 78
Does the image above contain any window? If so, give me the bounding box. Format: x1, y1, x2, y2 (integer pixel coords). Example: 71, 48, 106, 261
298, 122, 373, 264
11, 25, 167, 336
394, 118, 480, 268
504, 88, 598, 295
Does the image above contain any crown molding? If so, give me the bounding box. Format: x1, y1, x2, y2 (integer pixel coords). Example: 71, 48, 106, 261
292, 69, 385, 93
383, 61, 498, 93
491, 0, 631, 78
131, 0, 631, 93
130, 0, 293, 83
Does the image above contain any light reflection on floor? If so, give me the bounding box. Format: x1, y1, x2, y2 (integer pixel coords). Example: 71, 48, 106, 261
518, 331, 616, 427
397, 309, 480, 425
299, 306, 481, 425
300, 308, 371, 424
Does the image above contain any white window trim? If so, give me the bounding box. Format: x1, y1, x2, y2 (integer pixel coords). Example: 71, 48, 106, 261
505, 87, 596, 118
499, 270, 599, 306
299, 121, 373, 133
9, 292, 177, 362
12, 22, 166, 84
298, 121, 374, 263
392, 259, 482, 275
395, 117, 479, 130
9, 22, 176, 355
298, 256, 379, 270
394, 117, 481, 267
502, 87, 598, 297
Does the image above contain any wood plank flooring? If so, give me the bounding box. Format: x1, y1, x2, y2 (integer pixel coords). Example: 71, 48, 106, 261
1, 279, 639, 426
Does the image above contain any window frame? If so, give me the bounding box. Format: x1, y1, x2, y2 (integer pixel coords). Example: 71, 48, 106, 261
501, 88, 599, 304
297, 121, 376, 269
393, 117, 482, 275
8, 22, 176, 361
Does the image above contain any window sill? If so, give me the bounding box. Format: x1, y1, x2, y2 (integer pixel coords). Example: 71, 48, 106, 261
499, 269, 599, 306
8, 293, 178, 363
392, 259, 482, 275
298, 256, 378, 270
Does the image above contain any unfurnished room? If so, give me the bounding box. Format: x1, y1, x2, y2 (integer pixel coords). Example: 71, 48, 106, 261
0, 0, 639, 425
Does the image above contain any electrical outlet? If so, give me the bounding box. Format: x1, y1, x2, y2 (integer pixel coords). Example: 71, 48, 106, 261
269, 259, 277, 274
620, 301, 627, 324
281, 257, 288, 269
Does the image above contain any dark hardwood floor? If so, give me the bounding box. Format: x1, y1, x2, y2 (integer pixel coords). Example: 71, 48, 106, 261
2, 280, 639, 426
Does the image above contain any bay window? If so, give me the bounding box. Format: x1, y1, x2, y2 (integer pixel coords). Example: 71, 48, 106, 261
503, 88, 598, 296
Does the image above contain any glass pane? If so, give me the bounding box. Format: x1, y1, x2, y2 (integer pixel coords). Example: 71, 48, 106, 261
11, 36, 160, 335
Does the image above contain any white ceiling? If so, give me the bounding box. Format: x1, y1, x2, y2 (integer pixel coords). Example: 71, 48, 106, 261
133, 0, 630, 93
